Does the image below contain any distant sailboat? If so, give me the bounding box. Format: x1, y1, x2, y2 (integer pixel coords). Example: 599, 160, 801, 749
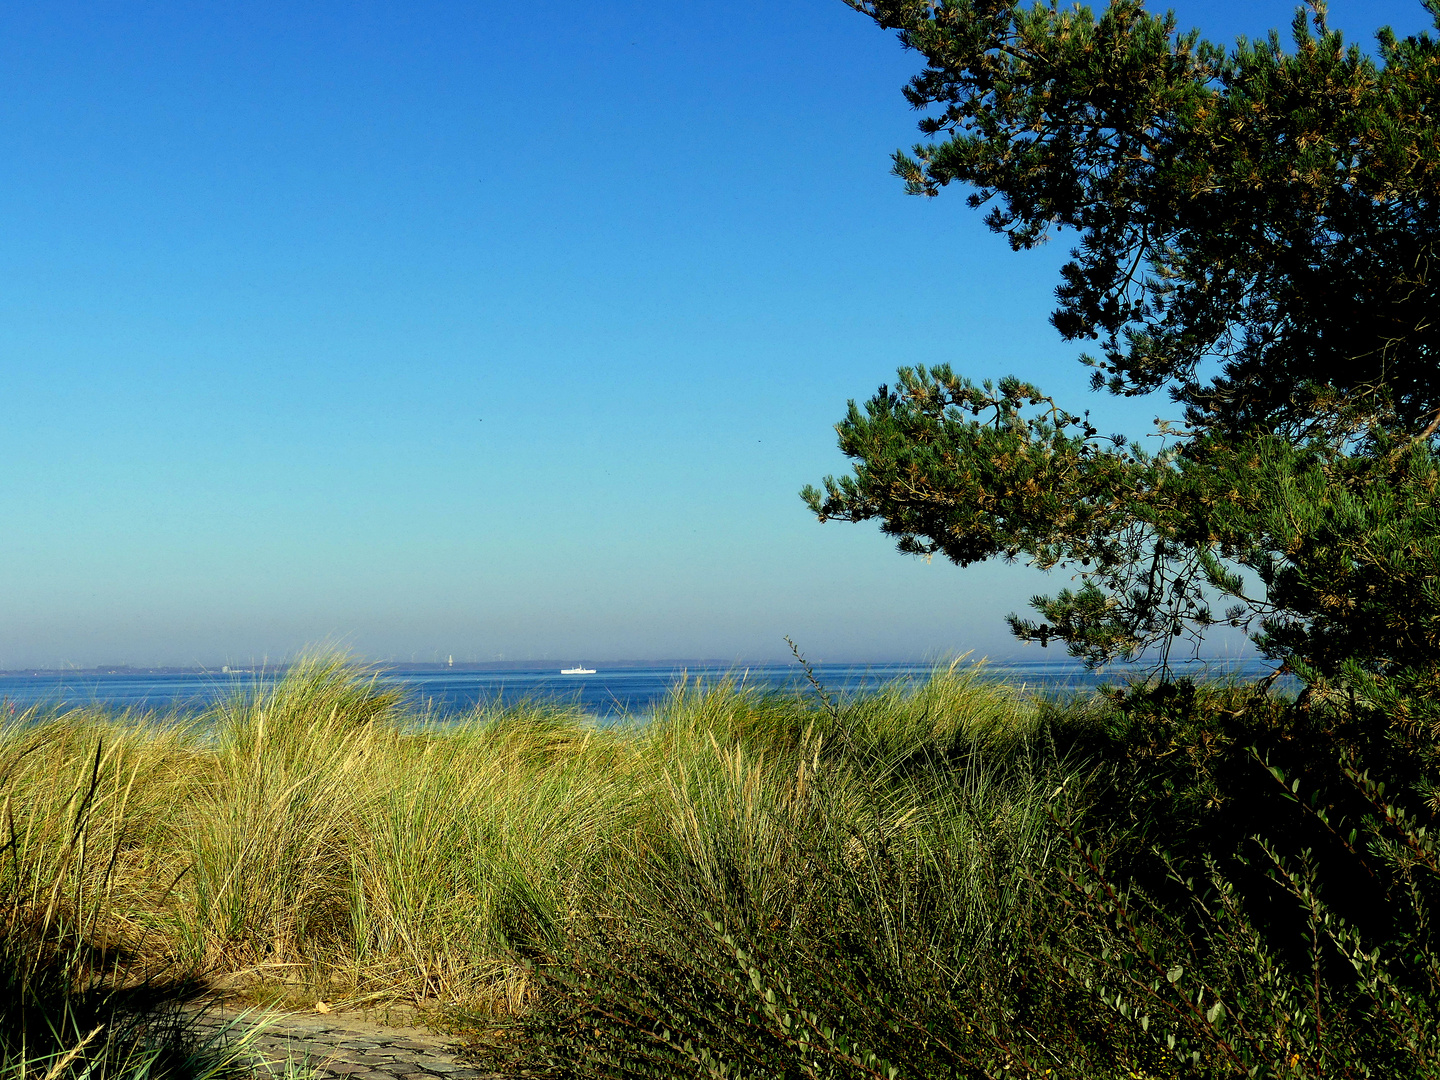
560, 664, 596, 675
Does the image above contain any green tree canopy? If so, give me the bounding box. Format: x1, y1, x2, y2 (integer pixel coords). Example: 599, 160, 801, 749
804, 0, 1440, 686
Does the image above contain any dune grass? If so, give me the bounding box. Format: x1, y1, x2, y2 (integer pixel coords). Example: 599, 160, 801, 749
8, 658, 1439, 1076
0, 656, 1060, 1022
0, 703, 299, 1080
27, 654, 1394, 1077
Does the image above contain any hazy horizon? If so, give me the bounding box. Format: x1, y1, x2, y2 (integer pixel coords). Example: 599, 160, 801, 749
0, 649, 1272, 674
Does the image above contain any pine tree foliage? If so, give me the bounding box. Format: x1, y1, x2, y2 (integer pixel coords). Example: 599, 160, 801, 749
805, 0, 1440, 676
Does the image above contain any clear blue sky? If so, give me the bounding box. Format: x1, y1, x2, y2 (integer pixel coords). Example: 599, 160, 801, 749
0, 1, 1430, 668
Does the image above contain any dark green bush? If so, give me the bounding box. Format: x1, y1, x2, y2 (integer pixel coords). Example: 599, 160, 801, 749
474, 671, 1440, 1079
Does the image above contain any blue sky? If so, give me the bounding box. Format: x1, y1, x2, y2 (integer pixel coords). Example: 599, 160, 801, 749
0, 0, 1430, 668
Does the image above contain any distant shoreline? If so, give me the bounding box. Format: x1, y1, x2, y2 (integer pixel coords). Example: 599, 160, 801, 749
0, 658, 745, 677
0, 654, 1268, 678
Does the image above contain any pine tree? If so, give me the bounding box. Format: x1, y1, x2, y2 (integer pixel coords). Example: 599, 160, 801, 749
804, 0, 1440, 696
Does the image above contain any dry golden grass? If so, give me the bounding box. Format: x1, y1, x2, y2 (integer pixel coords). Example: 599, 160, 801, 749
0, 654, 1051, 1020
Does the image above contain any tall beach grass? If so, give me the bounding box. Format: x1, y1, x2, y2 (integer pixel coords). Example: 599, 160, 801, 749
29, 654, 1401, 1077
0, 656, 1062, 1020
10, 657, 1439, 1076
0, 702, 291, 1080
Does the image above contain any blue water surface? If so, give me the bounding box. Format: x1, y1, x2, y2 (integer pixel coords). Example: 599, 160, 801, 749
0, 656, 1280, 720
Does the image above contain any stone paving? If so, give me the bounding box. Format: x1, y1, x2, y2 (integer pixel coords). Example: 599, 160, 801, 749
187, 1006, 498, 1080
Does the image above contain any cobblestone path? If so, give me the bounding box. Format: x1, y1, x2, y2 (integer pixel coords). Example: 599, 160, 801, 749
188, 1007, 497, 1080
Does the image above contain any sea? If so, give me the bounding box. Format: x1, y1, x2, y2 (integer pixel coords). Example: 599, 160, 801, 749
0, 656, 1281, 721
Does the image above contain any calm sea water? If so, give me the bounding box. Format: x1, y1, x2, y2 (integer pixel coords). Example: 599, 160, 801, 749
0, 657, 1279, 720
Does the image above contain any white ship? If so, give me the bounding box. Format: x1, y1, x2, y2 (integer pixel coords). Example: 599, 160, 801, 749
560, 665, 596, 675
